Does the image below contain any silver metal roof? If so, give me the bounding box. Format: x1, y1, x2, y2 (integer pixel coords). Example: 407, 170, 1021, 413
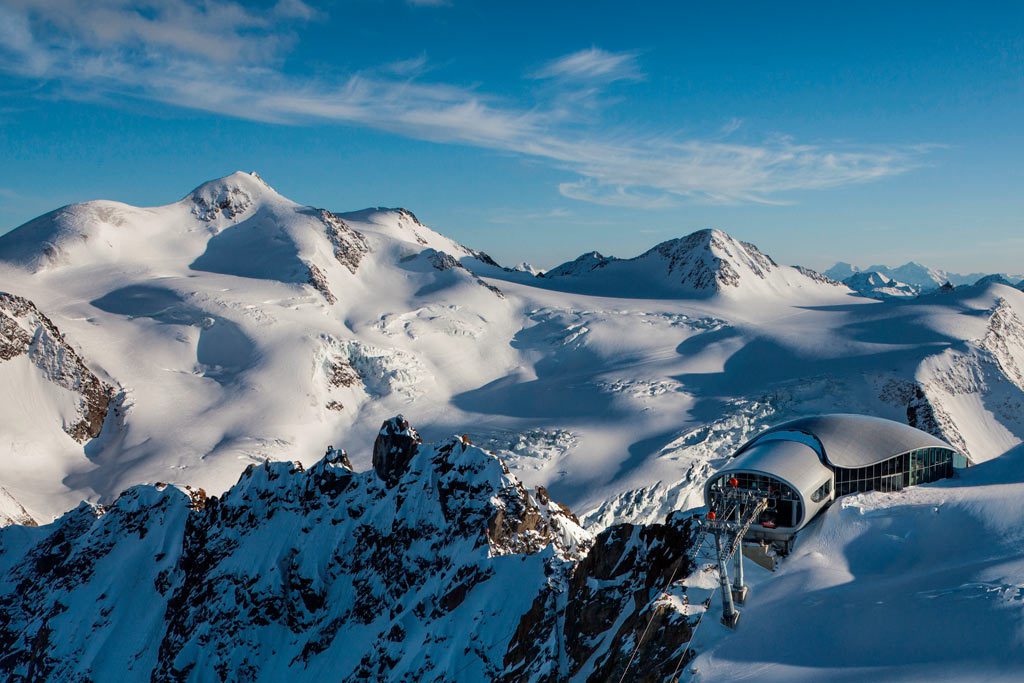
718, 439, 833, 495
745, 414, 956, 469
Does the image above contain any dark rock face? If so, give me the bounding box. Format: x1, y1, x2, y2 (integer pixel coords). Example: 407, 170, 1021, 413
426, 249, 461, 272
0, 418, 701, 682
314, 209, 370, 274
372, 415, 423, 487
190, 183, 254, 221
0, 291, 113, 442
306, 264, 337, 304
907, 385, 966, 454
326, 357, 360, 388
503, 513, 699, 682
468, 249, 500, 268
324, 446, 353, 470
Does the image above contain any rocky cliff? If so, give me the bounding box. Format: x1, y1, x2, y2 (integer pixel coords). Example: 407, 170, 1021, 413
0, 417, 701, 682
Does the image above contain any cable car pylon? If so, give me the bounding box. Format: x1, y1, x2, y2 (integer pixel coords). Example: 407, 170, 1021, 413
699, 483, 768, 628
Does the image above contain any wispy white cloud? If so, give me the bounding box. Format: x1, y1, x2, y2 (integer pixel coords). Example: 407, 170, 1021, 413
532, 47, 643, 84
382, 53, 430, 77
719, 117, 744, 136
0, 1, 934, 207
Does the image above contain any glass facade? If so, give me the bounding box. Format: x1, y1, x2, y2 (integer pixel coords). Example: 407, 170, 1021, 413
834, 447, 957, 496
709, 444, 962, 534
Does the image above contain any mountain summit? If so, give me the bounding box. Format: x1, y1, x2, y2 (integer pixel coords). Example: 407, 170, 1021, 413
185, 170, 279, 222
543, 228, 846, 299
638, 228, 779, 291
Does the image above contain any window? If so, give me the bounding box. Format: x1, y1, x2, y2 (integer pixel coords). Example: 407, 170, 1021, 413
834, 447, 957, 497
810, 479, 832, 503
708, 472, 803, 528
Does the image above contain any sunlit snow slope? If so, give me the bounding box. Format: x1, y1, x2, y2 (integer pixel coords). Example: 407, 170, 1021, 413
1, 171, 1023, 537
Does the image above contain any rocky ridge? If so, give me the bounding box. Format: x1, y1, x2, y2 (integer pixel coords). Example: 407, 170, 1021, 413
0, 417, 702, 682
0, 291, 113, 443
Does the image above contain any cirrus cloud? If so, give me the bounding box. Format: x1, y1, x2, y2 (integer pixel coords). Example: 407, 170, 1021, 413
0, 0, 934, 207
531, 47, 644, 84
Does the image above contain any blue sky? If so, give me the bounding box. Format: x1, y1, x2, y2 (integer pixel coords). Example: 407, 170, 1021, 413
0, 0, 1021, 272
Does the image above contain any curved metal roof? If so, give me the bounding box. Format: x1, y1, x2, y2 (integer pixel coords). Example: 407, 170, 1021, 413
744, 414, 956, 469
717, 439, 833, 495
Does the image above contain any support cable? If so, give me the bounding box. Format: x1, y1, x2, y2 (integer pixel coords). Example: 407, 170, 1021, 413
618, 489, 767, 683
615, 556, 687, 683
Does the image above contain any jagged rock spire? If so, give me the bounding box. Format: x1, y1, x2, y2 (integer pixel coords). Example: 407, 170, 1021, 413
372, 414, 423, 487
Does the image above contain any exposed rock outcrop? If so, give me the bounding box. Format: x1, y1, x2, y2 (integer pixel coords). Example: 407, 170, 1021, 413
372, 415, 423, 487
794, 265, 845, 287
503, 512, 699, 682
188, 172, 265, 221
0, 417, 706, 682
647, 229, 778, 291
0, 487, 36, 527
314, 209, 370, 274
306, 263, 337, 304
0, 291, 113, 442
422, 248, 505, 298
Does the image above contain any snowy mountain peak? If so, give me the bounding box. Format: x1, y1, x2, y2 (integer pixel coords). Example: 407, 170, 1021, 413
824, 260, 859, 280
544, 251, 612, 277
184, 170, 279, 222
541, 228, 846, 299
825, 259, 1020, 291
512, 261, 543, 276
843, 270, 919, 300
973, 273, 1013, 288
640, 228, 779, 291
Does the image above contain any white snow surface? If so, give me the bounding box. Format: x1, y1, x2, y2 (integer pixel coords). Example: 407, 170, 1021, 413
690, 444, 1024, 682
2, 172, 1024, 679
1, 172, 1023, 531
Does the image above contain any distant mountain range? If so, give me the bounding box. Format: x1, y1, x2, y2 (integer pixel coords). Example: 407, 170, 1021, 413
825, 261, 1024, 292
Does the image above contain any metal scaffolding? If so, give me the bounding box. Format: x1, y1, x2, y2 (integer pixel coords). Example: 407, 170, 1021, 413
699, 488, 768, 628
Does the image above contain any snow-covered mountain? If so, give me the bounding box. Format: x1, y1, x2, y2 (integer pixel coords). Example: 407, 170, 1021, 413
542, 229, 848, 300
842, 271, 919, 299
512, 261, 544, 276
2, 171, 1024, 680
1, 172, 1023, 528
0, 172, 516, 520
825, 260, 1020, 291
544, 251, 614, 277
